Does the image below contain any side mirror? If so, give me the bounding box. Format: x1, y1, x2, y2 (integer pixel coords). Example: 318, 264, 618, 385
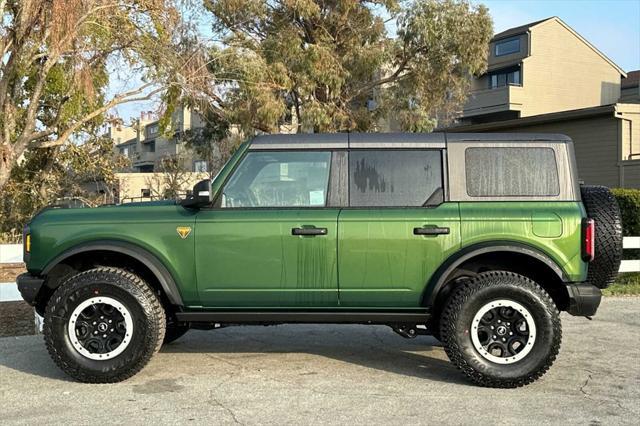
181, 179, 213, 209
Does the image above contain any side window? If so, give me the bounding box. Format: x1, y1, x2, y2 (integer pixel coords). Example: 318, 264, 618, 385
465, 147, 560, 197
349, 150, 443, 207
221, 151, 331, 208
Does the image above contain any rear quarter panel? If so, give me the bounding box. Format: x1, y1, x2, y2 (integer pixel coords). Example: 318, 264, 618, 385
458, 201, 587, 281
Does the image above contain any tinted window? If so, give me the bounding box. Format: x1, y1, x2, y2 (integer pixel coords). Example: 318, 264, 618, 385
489, 66, 521, 88
221, 151, 331, 208
465, 147, 560, 197
495, 37, 520, 56
349, 150, 443, 207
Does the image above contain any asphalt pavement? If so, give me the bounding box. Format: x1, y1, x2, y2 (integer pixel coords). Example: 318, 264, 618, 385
1, 297, 638, 425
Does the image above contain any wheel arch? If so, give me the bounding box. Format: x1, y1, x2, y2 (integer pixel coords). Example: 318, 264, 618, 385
424, 242, 570, 310
41, 240, 183, 307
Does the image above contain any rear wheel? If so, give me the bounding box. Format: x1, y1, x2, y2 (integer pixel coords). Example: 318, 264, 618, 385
44, 267, 165, 383
440, 271, 561, 388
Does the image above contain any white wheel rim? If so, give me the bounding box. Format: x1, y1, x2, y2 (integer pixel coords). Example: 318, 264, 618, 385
67, 296, 134, 361
470, 299, 537, 364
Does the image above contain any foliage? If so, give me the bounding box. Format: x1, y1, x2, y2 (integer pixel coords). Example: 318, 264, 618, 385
0, 137, 129, 235
0, 0, 206, 190
611, 188, 640, 237
604, 273, 640, 296
144, 154, 193, 200
204, 0, 492, 133
180, 114, 243, 179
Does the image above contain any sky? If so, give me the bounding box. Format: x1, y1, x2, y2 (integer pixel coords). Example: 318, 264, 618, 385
110, 0, 640, 122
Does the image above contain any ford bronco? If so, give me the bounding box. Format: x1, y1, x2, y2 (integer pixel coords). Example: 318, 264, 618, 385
17, 133, 622, 387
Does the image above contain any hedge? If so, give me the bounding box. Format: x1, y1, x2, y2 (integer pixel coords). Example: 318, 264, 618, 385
611, 188, 640, 237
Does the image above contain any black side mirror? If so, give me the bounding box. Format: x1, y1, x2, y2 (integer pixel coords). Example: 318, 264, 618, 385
181, 179, 213, 208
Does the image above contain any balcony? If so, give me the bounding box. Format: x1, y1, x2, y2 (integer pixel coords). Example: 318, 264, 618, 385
132, 151, 156, 166
462, 84, 525, 118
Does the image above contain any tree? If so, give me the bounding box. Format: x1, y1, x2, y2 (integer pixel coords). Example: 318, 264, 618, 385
179, 113, 244, 179
0, 0, 206, 190
0, 135, 129, 235
203, 0, 493, 133
144, 154, 192, 200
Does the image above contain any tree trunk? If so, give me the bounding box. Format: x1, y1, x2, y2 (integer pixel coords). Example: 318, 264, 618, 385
0, 143, 16, 190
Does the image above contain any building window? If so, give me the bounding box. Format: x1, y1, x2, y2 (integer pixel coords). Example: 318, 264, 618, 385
465, 147, 560, 197
193, 160, 208, 172
141, 188, 151, 198
495, 37, 520, 56
120, 147, 129, 157
349, 150, 443, 207
489, 66, 521, 88
147, 123, 159, 136
147, 141, 155, 153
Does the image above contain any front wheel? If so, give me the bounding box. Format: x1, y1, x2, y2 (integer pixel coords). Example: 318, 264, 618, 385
440, 271, 561, 388
44, 267, 166, 383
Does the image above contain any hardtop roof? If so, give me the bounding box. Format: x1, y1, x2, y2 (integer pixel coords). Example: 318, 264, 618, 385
248, 132, 572, 150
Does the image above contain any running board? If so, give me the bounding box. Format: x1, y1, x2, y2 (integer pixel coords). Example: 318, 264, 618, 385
175, 311, 431, 325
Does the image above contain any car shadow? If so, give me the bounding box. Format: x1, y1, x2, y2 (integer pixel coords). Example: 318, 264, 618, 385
0, 335, 74, 382
0, 325, 465, 385
160, 324, 467, 385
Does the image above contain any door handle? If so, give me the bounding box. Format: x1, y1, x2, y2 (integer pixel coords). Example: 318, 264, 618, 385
292, 227, 328, 236
413, 226, 450, 236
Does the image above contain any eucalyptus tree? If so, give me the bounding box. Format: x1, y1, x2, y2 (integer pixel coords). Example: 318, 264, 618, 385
204, 0, 493, 133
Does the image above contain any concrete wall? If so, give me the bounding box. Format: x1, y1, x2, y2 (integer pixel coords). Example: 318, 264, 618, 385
116, 172, 209, 202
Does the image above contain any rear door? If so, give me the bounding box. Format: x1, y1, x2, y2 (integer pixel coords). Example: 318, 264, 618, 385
338, 148, 461, 308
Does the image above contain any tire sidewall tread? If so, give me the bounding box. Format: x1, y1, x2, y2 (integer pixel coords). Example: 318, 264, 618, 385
580, 185, 623, 289
440, 271, 562, 388
43, 267, 166, 383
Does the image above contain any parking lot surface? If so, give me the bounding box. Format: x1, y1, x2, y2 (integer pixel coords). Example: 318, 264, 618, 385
0, 297, 638, 425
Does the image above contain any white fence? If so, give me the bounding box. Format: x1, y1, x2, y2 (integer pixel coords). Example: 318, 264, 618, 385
2, 240, 640, 303
620, 237, 640, 273
0, 244, 22, 264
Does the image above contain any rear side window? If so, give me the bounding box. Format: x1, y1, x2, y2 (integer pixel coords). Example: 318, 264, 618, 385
349, 150, 443, 207
465, 147, 560, 197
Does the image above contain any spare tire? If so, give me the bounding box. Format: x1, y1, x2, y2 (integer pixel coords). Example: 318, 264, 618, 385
580, 185, 623, 289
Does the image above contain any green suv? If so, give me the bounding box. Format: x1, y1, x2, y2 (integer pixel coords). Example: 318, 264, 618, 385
17, 133, 622, 387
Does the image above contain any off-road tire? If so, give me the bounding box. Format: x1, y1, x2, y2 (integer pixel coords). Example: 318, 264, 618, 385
580, 185, 623, 289
43, 267, 166, 383
440, 271, 561, 388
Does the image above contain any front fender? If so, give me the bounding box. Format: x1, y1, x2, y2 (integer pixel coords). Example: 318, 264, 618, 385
41, 240, 184, 306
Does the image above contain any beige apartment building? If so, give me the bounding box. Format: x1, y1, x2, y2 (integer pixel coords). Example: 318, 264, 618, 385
112, 107, 209, 173
446, 17, 640, 189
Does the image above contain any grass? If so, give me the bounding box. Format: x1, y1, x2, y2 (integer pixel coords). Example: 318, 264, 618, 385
604, 273, 640, 296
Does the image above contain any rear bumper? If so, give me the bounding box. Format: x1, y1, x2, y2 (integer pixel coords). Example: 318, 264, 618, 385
16, 273, 45, 306
566, 282, 601, 317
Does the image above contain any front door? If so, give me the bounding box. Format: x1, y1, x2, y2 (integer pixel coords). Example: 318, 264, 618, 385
195, 150, 339, 308
338, 149, 461, 308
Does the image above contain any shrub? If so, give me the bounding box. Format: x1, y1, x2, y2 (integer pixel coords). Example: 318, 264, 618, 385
611, 188, 640, 237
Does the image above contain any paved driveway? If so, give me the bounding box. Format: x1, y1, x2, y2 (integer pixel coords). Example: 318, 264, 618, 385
0, 297, 638, 425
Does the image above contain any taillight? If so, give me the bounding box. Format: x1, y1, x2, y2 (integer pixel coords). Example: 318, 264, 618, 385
582, 218, 595, 262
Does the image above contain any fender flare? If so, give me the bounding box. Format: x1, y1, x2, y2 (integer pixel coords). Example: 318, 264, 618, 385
42, 240, 183, 306
424, 242, 569, 307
